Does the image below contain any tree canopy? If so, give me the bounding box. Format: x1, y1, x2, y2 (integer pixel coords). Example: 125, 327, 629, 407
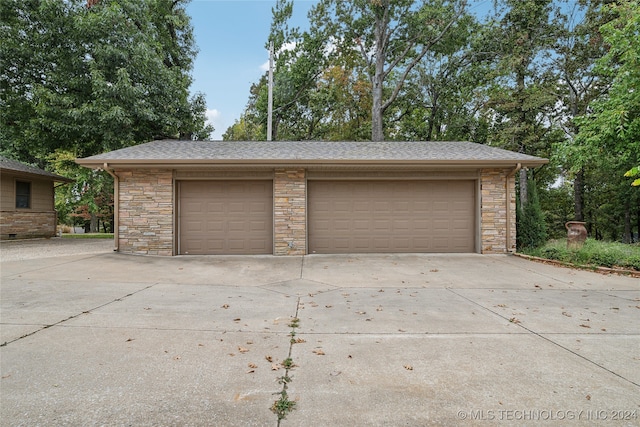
225, 0, 640, 244
0, 0, 212, 166
0, 0, 212, 231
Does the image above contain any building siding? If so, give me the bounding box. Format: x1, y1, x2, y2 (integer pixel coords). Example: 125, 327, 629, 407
1, 172, 58, 239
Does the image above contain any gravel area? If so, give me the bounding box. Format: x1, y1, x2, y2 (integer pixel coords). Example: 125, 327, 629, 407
0, 238, 113, 262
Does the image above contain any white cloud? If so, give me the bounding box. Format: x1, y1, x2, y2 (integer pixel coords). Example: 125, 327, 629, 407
205, 109, 226, 140
259, 42, 298, 71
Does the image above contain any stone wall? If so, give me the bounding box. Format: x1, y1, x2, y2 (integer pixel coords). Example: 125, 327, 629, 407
117, 169, 173, 255
274, 169, 306, 255
480, 169, 516, 253
0, 211, 57, 240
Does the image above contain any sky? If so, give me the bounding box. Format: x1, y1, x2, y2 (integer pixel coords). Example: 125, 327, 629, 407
186, 0, 318, 140
185, 0, 497, 140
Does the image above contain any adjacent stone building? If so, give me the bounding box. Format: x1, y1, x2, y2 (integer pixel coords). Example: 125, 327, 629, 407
76, 140, 547, 256
1, 156, 72, 240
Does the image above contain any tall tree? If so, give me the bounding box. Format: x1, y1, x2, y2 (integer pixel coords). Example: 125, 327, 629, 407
390, 11, 486, 142
0, 0, 212, 231
483, 0, 560, 205
310, 0, 469, 141
0, 0, 211, 166
573, 0, 640, 242
551, 0, 616, 221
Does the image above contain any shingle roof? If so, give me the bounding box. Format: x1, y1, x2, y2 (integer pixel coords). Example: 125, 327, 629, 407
77, 140, 548, 167
0, 156, 73, 182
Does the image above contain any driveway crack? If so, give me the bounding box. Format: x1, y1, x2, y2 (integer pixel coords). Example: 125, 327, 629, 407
0, 283, 157, 347
447, 288, 640, 388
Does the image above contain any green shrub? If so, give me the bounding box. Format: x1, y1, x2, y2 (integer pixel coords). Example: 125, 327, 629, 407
517, 178, 547, 250
522, 238, 640, 271
539, 246, 570, 262
621, 256, 640, 271
589, 252, 618, 268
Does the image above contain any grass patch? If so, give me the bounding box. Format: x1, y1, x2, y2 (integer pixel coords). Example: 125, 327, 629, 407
61, 233, 114, 239
523, 239, 640, 271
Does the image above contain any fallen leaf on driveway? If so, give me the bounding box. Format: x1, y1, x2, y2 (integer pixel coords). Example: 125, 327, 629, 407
271, 364, 280, 371
265, 355, 273, 362
126, 338, 134, 342
248, 363, 257, 369
222, 304, 230, 309
233, 318, 241, 322
312, 349, 325, 355
246, 369, 255, 374
404, 364, 413, 370
509, 317, 521, 324
238, 346, 249, 353
562, 312, 572, 317
579, 324, 591, 328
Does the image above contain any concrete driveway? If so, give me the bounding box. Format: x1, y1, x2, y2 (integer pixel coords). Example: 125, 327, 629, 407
1, 240, 639, 426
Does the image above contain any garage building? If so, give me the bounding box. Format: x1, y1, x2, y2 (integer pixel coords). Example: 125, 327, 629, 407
76, 140, 547, 256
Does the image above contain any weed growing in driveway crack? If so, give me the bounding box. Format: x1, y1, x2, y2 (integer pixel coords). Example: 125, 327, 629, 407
272, 389, 296, 421
271, 313, 301, 424
281, 357, 294, 369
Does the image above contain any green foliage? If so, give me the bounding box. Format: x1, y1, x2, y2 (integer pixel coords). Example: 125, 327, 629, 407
538, 184, 573, 239
517, 177, 547, 250
0, 0, 211, 166
625, 166, 640, 186
225, 0, 640, 243
61, 233, 114, 239
0, 0, 211, 227
572, 1, 639, 187
526, 239, 640, 271
271, 389, 296, 421
48, 149, 113, 230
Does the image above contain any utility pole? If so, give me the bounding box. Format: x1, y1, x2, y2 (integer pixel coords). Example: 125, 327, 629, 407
267, 41, 274, 141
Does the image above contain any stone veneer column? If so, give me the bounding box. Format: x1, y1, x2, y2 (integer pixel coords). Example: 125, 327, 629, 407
481, 169, 515, 254
117, 169, 173, 256
274, 169, 306, 255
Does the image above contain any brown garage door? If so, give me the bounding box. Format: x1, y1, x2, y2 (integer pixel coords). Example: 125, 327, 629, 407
178, 180, 273, 255
308, 180, 475, 254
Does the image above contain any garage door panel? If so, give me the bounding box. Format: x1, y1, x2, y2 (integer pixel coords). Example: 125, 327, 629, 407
309, 180, 474, 254
179, 180, 273, 255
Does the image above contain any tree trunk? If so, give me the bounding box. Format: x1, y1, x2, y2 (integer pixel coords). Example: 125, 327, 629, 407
636, 206, 640, 243
90, 213, 98, 233
519, 168, 528, 207
371, 48, 385, 141
371, 8, 387, 142
573, 168, 585, 221
623, 201, 631, 244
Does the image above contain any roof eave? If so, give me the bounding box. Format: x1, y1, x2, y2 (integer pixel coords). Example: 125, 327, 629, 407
0, 168, 74, 183
76, 158, 548, 169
